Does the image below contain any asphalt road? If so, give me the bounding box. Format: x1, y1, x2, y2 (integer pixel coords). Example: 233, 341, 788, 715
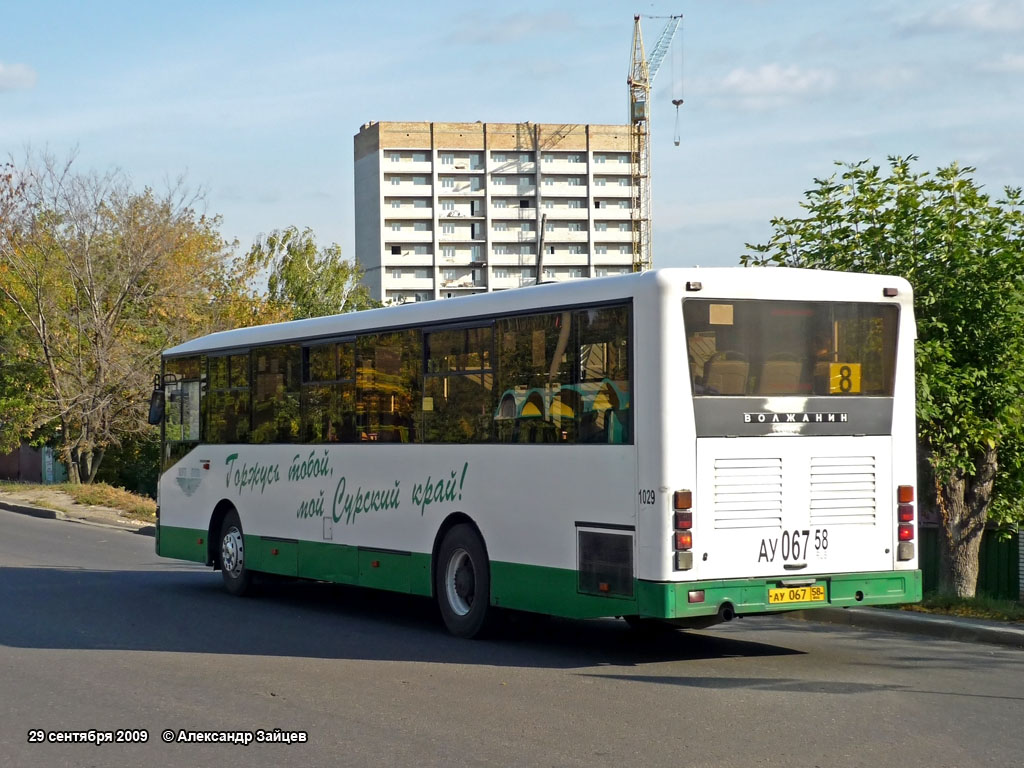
1, 509, 1022, 768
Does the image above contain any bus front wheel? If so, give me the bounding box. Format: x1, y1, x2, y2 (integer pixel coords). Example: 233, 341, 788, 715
220, 510, 253, 596
436, 524, 491, 639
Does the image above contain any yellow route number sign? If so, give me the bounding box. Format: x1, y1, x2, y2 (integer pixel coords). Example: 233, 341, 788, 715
829, 362, 861, 394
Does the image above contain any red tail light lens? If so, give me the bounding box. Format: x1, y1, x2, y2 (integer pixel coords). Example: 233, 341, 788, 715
897, 504, 914, 522
898, 524, 914, 542
674, 511, 693, 530
674, 531, 692, 550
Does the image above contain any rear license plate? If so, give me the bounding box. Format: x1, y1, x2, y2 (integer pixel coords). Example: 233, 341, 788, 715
768, 585, 826, 605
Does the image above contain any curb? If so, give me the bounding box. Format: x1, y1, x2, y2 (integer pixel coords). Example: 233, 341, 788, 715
0, 498, 155, 537
787, 606, 1024, 649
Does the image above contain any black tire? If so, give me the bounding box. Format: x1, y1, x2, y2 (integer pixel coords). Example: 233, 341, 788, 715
219, 510, 253, 596
436, 524, 491, 638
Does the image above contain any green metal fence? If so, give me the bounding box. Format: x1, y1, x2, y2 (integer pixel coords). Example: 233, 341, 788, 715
919, 526, 1021, 600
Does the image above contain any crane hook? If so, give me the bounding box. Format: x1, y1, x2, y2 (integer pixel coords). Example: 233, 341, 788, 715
672, 99, 684, 146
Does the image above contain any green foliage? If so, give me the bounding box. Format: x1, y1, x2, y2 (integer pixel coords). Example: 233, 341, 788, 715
246, 226, 378, 320
92, 429, 160, 498
743, 156, 1024, 524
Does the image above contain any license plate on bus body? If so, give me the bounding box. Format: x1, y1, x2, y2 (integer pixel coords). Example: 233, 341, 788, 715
768, 585, 826, 605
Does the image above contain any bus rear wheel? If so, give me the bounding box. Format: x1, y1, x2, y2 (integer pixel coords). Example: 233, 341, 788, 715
220, 510, 253, 596
436, 524, 491, 639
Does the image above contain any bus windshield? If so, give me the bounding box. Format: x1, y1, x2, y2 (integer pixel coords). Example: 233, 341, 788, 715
684, 299, 898, 397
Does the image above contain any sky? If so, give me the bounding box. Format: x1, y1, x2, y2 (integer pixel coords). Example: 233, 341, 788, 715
1, 0, 1022, 269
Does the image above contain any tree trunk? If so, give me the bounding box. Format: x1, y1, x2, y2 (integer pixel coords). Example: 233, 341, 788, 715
935, 446, 997, 598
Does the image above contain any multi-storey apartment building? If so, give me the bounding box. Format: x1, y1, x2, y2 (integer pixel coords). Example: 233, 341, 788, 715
354, 121, 639, 304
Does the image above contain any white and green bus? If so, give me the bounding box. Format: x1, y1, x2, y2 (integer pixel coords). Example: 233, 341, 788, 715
152, 268, 922, 637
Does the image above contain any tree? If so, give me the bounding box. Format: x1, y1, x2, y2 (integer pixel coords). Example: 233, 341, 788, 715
0, 152, 247, 483
246, 226, 377, 320
743, 156, 1024, 597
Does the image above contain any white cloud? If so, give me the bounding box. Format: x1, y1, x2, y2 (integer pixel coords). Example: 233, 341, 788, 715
979, 52, 1024, 72
919, 0, 1024, 32
714, 64, 837, 110
0, 61, 37, 91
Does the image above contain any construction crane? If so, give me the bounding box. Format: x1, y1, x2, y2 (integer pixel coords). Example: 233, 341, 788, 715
628, 13, 682, 272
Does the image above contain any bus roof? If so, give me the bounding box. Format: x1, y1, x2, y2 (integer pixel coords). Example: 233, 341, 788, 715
164, 267, 912, 357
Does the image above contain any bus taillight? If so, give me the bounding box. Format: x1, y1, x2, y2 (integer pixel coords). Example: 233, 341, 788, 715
896, 485, 915, 560
674, 490, 694, 571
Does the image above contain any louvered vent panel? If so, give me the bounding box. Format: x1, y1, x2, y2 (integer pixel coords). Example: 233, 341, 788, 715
713, 457, 783, 529
809, 455, 877, 525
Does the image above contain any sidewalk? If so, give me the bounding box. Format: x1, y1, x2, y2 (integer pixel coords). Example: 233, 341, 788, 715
787, 606, 1024, 649
0, 489, 155, 536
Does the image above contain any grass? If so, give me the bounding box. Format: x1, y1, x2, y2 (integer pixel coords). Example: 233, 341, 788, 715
0, 480, 156, 523
900, 593, 1024, 623
56, 483, 157, 521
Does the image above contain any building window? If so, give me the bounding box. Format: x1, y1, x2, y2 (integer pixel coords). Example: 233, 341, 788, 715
390, 176, 400, 186
442, 177, 454, 188
618, 178, 630, 187
568, 268, 583, 278
443, 246, 455, 258
391, 245, 401, 255
494, 245, 508, 255
544, 221, 554, 232
443, 270, 456, 280
595, 222, 608, 232
596, 267, 609, 276
543, 200, 554, 209
547, 246, 555, 255
519, 199, 530, 208
522, 267, 537, 278
414, 199, 429, 208
568, 245, 583, 255
414, 222, 428, 231
494, 268, 509, 279
619, 200, 630, 209
441, 200, 455, 211
595, 200, 607, 209
568, 177, 583, 186
413, 176, 429, 185
494, 222, 508, 231
595, 245, 608, 254
518, 176, 531, 187
568, 199, 581, 209
619, 245, 631, 254
494, 199, 507, 208
567, 153, 583, 163
493, 152, 506, 163
619, 223, 630, 232
441, 153, 453, 165
594, 154, 606, 164
390, 152, 401, 162
520, 244, 532, 255
391, 222, 402, 232
544, 268, 556, 278
521, 222, 531, 232
391, 199, 401, 208
391, 268, 403, 279
568, 222, 583, 232
543, 177, 553, 186
442, 223, 455, 234
470, 178, 482, 191
595, 178, 606, 187
542, 153, 554, 163
619, 154, 630, 164
413, 245, 429, 254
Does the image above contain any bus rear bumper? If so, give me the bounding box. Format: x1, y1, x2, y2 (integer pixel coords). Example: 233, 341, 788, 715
636, 569, 923, 621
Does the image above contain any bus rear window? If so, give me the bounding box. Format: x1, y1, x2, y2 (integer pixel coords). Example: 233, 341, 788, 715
683, 299, 898, 397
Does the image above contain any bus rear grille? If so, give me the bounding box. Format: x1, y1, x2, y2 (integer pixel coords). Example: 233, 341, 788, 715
809, 456, 877, 525
713, 457, 783, 529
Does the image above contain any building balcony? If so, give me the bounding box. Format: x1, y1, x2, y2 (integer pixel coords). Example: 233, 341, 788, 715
538, 185, 590, 197
386, 182, 433, 196
384, 207, 434, 219
542, 229, 589, 243
490, 229, 537, 243
539, 160, 590, 174
489, 160, 537, 174
592, 206, 634, 220
489, 252, 539, 267
537, 206, 589, 219
383, 159, 433, 173
489, 206, 537, 220
382, 252, 435, 267
385, 230, 433, 242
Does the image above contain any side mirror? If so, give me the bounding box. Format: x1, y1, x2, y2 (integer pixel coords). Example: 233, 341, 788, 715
147, 375, 164, 425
